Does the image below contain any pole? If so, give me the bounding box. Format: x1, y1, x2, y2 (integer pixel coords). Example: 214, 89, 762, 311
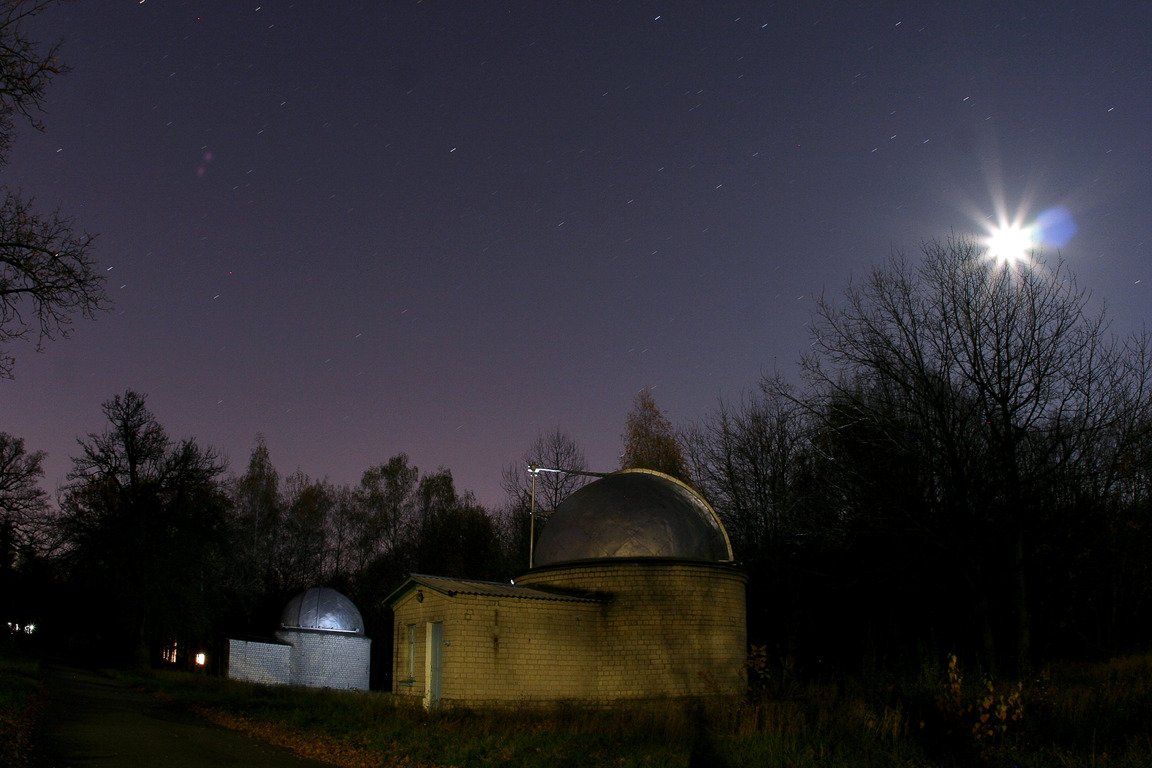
526, 465, 611, 569
528, 464, 537, 568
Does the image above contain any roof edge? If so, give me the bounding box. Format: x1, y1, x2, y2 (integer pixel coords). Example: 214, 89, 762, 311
386, 573, 607, 605
522, 557, 746, 577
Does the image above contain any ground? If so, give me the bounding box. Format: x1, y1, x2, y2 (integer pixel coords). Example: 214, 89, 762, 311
36, 665, 331, 768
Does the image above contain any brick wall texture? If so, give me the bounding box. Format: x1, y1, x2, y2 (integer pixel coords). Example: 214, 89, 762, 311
275, 629, 372, 691
392, 561, 746, 707
227, 633, 371, 691
227, 638, 290, 686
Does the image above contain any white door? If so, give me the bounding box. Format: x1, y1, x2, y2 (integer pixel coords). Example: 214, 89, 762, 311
424, 621, 443, 709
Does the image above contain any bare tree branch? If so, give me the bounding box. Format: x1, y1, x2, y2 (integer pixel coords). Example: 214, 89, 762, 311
0, 1, 106, 378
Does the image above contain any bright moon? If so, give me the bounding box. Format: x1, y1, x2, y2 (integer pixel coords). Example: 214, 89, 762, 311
984, 222, 1035, 267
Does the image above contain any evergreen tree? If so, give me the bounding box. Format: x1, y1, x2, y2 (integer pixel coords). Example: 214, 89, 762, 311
620, 389, 689, 482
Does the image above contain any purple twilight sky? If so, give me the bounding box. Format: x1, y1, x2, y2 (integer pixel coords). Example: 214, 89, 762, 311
3, 1, 1149, 508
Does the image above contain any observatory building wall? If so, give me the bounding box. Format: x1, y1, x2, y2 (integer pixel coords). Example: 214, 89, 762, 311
391, 584, 602, 706
227, 587, 372, 692
388, 470, 748, 707
227, 638, 291, 686
517, 561, 747, 698
275, 629, 371, 691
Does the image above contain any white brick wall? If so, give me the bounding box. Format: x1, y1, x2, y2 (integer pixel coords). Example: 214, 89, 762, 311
276, 629, 371, 691
227, 638, 291, 685
227, 632, 371, 691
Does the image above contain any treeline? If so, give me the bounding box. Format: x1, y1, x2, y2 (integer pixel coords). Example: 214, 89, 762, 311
2, 238, 1150, 684
683, 239, 1152, 678
1, 395, 522, 679
2, 0, 1150, 688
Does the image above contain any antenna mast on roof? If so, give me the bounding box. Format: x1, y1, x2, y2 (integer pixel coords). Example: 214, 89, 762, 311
527, 464, 610, 568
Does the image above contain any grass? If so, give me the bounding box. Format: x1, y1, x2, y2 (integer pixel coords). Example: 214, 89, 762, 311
1008, 655, 1152, 767
0, 647, 45, 768
136, 675, 694, 768
6, 647, 1152, 767
125, 670, 931, 767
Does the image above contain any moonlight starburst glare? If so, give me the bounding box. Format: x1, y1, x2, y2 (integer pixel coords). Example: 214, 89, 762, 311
979, 206, 1076, 270
984, 219, 1037, 267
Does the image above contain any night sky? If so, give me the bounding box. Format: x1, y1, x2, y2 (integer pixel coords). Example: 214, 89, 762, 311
4, 1, 1149, 508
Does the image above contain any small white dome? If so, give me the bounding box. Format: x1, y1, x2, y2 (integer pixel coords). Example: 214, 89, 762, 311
280, 587, 364, 634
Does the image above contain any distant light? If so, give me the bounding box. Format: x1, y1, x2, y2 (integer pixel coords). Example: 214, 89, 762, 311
25, 623, 35, 635
195, 653, 207, 666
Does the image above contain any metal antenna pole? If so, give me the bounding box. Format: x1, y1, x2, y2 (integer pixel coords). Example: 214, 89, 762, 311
526, 465, 612, 569
528, 464, 538, 569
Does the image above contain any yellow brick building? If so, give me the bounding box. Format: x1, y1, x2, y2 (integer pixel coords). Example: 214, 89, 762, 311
388, 469, 747, 708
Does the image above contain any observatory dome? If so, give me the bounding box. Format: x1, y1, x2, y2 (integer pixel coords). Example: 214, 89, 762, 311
533, 469, 734, 567
280, 587, 364, 634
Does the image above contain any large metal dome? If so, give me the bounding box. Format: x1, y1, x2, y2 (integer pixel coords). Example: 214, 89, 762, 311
280, 587, 364, 634
533, 469, 734, 567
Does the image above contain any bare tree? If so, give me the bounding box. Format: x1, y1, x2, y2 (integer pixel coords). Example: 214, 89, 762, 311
0, 431, 47, 557
805, 236, 1145, 672
0, 0, 59, 155
683, 378, 818, 563
0, 0, 105, 378
500, 427, 589, 514
58, 391, 227, 666
499, 428, 589, 570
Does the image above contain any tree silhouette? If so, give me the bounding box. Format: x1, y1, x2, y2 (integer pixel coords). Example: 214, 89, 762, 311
0, 431, 47, 557
58, 391, 227, 666
620, 388, 689, 481
805, 236, 1151, 673
0, 0, 105, 378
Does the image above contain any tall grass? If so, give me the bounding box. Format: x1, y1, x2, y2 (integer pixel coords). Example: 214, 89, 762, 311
1015, 655, 1152, 766
33, 652, 1152, 767
135, 670, 932, 767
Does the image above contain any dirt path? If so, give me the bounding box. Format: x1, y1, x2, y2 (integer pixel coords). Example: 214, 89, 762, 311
37, 665, 333, 768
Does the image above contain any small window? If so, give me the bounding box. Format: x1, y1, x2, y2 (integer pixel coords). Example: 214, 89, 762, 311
405, 623, 417, 681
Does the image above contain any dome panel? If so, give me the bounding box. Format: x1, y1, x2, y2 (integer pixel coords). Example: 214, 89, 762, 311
533, 469, 733, 567
281, 587, 364, 634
